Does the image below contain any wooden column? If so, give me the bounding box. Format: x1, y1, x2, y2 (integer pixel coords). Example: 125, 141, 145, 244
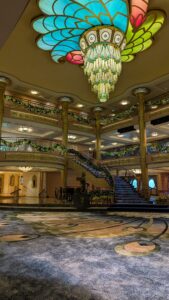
0, 77, 10, 138
93, 107, 103, 163
133, 87, 150, 200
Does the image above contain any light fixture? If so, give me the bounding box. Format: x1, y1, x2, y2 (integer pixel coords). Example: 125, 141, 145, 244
18, 126, 33, 133
136, 129, 140, 133
118, 134, 124, 138
19, 166, 32, 172
76, 104, 84, 108
92, 140, 96, 143
101, 145, 104, 148
30, 90, 39, 95
112, 142, 117, 146
121, 100, 129, 106
110, 113, 116, 117
151, 132, 158, 137
151, 105, 158, 109
33, 1, 165, 103
68, 135, 77, 140
132, 137, 138, 141
132, 169, 141, 174
89, 147, 93, 151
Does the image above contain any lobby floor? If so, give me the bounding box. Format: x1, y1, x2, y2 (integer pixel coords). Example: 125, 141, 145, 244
0, 211, 168, 299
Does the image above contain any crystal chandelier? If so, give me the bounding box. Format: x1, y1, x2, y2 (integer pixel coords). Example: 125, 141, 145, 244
33, 0, 165, 103
19, 166, 32, 172
80, 26, 125, 102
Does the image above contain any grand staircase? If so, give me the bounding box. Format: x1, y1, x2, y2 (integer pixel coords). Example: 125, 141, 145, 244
114, 176, 147, 204
68, 149, 114, 188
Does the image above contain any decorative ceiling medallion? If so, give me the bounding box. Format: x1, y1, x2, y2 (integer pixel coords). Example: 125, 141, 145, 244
33, 0, 165, 103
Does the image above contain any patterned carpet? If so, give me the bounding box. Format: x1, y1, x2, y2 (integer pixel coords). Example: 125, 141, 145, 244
0, 211, 169, 300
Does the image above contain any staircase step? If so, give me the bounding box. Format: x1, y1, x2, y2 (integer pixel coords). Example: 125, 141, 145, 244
114, 176, 146, 205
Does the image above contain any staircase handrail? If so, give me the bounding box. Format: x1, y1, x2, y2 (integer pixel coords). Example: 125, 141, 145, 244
68, 148, 114, 189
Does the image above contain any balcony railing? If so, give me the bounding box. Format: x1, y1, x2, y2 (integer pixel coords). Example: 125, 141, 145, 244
0, 137, 65, 154
101, 138, 169, 160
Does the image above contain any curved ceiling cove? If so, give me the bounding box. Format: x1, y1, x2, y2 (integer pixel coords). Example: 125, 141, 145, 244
33, 0, 165, 103
0, 0, 29, 48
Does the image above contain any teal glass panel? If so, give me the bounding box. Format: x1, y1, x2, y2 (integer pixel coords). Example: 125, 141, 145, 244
149, 178, 156, 189
37, 0, 129, 31
132, 179, 138, 189
39, 0, 55, 15
37, 37, 53, 50
51, 37, 80, 62
34, 0, 129, 59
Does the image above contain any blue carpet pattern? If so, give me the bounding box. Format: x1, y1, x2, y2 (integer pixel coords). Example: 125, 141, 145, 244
0, 211, 168, 300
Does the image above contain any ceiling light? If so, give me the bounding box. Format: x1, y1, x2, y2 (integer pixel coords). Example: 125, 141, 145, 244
76, 104, 84, 108
112, 142, 117, 145
110, 113, 116, 117
89, 147, 93, 151
136, 129, 140, 133
92, 140, 95, 143
151, 132, 158, 137
101, 145, 104, 148
132, 137, 138, 141
121, 100, 129, 106
30, 90, 39, 95
118, 134, 124, 138
132, 169, 141, 174
151, 105, 158, 109
68, 135, 77, 140
19, 166, 32, 172
18, 126, 33, 133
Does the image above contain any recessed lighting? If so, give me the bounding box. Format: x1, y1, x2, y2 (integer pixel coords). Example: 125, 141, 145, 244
151, 132, 158, 137
136, 129, 140, 133
68, 135, 77, 140
112, 142, 117, 146
18, 126, 33, 133
30, 90, 39, 95
92, 140, 95, 143
76, 104, 84, 108
89, 147, 93, 151
121, 100, 129, 106
132, 137, 138, 141
151, 105, 158, 109
118, 134, 124, 138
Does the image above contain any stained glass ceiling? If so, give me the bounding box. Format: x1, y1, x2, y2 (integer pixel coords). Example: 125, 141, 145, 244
32, 0, 165, 103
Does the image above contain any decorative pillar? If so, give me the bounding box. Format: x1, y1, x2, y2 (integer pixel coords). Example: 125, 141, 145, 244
133, 87, 150, 200
60, 97, 72, 188
93, 107, 103, 162
0, 77, 10, 138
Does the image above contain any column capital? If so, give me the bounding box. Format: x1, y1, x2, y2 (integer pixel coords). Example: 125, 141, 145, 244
0, 77, 10, 89
93, 106, 103, 113
133, 87, 150, 97
93, 106, 104, 120
58, 96, 73, 104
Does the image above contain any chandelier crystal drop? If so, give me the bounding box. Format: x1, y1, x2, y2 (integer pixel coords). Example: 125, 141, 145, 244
84, 44, 122, 102
80, 26, 125, 102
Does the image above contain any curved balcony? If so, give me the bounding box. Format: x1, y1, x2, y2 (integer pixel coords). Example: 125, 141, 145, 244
0, 138, 65, 170
101, 139, 169, 169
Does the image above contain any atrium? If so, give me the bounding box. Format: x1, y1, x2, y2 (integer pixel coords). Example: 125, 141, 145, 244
0, 0, 168, 299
